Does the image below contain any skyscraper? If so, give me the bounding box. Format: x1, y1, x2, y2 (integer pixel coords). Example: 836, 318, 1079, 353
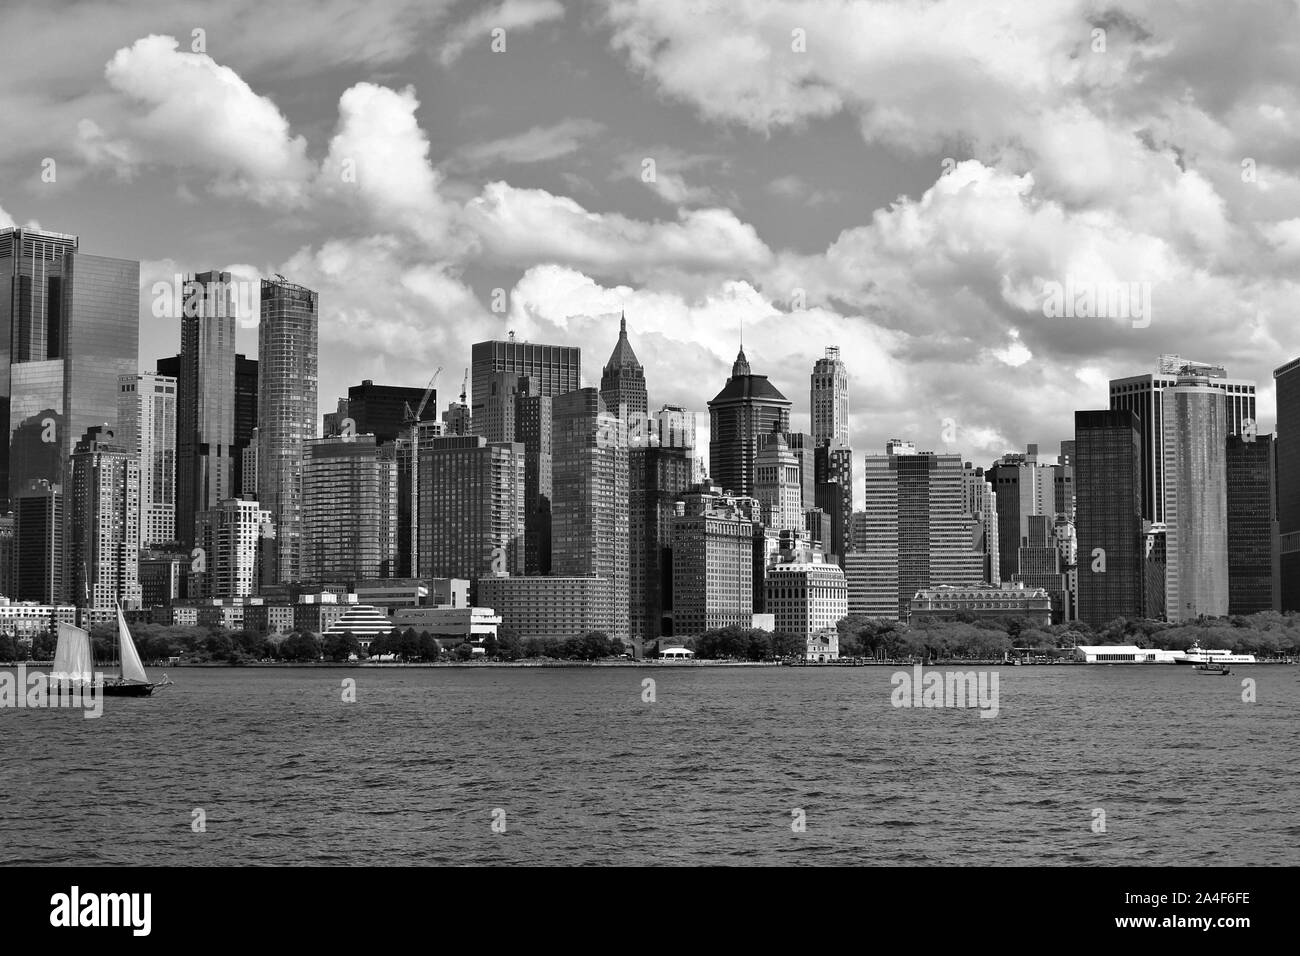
330, 379, 435, 446
1074, 409, 1144, 628
415, 434, 524, 583
514, 379, 553, 575
175, 271, 236, 550
471, 338, 579, 442
1225, 433, 1277, 616
962, 463, 1000, 584
810, 345, 849, 448
1110, 355, 1255, 523
258, 277, 318, 584
986, 444, 1055, 584
708, 347, 791, 497
850, 441, 983, 620
190, 498, 273, 599
1273, 356, 1300, 610
753, 426, 802, 531
234, 354, 258, 497
552, 388, 629, 641
68, 425, 140, 609
12, 478, 64, 603
1162, 374, 1229, 622
599, 313, 648, 424
2, 228, 138, 511
302, 434, 396, 583
629, 444, 694, 646
814, 443, 854, 564
117, 373, 177, 549
670, 496, 758, 637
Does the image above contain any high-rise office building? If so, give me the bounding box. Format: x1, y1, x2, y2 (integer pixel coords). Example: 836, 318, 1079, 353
708, 347, 791, 497
471, 338, 579, 442
258, 277, 318, 584
552, 389, 628, 641
68, 425, 141, 609
814, 443, 854, 564
117, 373, 177, 549
1225, 433, 1277, 616
753, 426, 802, 531
1274, 356, 1300, 610
1012, 514, 1070, 622
301, 434, 397, 583
415, 434, 525, 584
12, 478, 64, 603
810, 345, 850, 449
850, 441, 983, 620
514, 378, 553, 575
190, 497, 273, 599
629, 444, 695, 645
962, 463, 1000, 584
2, 228, 139, 510
234, 354, 258, 497
986, 444, 1055, 583
1055, 440, 1075, 520
1074, 409, 1144, 628
176, 271, 236, 550
1110, 355, 1255, 523
763, 430, 815, 513
1162, 373, 1229, 622
670, 497, 758, 637
330, 379, 435, 446
599, 314, 648, 424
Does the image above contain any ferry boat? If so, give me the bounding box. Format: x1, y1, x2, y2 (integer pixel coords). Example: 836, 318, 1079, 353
1174, 641, 1257, 666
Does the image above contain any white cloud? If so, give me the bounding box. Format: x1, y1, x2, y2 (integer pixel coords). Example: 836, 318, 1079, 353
83, 35, 314, 204
450, 119, 604, 169
462, 181, 772, 280
318, 83, 461, 250
438, 0, 565, 66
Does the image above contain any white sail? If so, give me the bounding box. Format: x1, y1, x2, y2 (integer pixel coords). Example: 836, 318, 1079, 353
117, 607, 149, 684
52, 623, 94, 683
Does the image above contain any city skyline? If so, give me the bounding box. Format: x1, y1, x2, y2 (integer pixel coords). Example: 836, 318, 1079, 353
2, 1, 1295, 479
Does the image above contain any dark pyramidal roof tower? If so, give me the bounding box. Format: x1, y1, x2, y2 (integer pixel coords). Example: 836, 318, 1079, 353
599, 312, 648, 419
707, 344, 791, 497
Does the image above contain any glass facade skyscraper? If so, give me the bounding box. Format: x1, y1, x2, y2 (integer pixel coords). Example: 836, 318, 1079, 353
1074, 409, 1144, 627
257, 277, 318, 584
471, 339, 579, 442
117, 373, 177, 548
2, 229, 138, 511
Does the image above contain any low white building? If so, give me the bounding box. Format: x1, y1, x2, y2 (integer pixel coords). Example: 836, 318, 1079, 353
805, 629, 839, 662
1073, 645, 1185, 664
659, 645, 695, 659
391, 606, 501, 642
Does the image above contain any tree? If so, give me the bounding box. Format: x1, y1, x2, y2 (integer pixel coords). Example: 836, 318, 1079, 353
418, 633, 441, 661
31, 630, 57, 661
322, 631, 360, 662
581, 630, 611, 659
496, 628, 524, 661
770, 631, 804, 658
454, 641, 474, 661
0, 632, 17, 663
281, 632, 321, 662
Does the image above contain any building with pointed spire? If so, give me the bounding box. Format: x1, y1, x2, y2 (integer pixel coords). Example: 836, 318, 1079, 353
599, 313, 648, 424
707, 347, 792, 497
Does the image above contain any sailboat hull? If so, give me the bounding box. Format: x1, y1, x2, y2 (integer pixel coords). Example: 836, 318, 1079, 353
101, 683, 155, 697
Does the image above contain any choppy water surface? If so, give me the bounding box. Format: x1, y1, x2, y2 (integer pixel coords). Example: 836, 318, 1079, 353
1, 664, 1296, 865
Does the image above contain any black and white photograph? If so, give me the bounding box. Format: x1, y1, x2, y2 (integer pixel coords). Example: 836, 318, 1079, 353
0, 0, 1294, 934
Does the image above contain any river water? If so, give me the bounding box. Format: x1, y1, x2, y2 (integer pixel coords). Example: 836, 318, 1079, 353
1, 664, 1295, 865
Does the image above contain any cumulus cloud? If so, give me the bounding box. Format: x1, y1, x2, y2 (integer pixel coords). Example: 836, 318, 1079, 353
82, 35, 314, 203
463, 181, 772, 280
318, 83, 462, 250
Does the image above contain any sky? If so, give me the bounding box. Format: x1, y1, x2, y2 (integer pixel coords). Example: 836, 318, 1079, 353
3, 0, 1299, 510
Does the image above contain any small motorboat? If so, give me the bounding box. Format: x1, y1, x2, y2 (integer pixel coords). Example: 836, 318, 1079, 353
1194, 661, 1231, 676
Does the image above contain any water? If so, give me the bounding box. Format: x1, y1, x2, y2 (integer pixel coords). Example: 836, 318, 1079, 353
1, 664, 1296, 865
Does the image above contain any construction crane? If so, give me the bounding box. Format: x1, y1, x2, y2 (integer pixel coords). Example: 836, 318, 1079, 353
459, 368, 468, 406
405, 367, 442, 577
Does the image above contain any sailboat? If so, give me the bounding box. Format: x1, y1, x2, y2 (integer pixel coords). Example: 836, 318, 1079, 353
101, 606, 171, 697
